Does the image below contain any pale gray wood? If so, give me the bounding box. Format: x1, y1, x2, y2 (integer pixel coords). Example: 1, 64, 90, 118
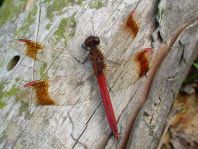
0, 0, 197, 149
126, 0, 198, 148
0, 0, 155, 148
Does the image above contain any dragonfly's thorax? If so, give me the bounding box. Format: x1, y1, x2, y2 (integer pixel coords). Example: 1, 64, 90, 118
83, 35, 105, 75
89, 48, 105, 75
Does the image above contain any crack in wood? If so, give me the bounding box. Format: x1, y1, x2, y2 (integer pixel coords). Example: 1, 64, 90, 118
119, 85, 140, 121
128, 16, 198, 144
11, 129, 25, 148
166, 73, 177, 81
71, 102, 102, 148
118, 85, 141, 148
109, 71, 123, 92
178, 40, 187, 65
28, 1, 42, 113
103, 0, 140, 47
145, 96, 162, 135
135, 16, 198, 141
157, 30, 163, 43
67, 112, 88, 149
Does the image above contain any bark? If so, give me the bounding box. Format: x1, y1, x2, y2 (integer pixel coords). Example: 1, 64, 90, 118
0, 0, 197, 149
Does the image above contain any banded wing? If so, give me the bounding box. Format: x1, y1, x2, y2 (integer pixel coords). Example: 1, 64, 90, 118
10, 39, 93, 106
10, 38, 91, 79
106, 48, 152, 92
23, 76, 90, 106
11, 39, 89, 63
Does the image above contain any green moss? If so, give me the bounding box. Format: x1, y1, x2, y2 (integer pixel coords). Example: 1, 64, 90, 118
0, 81, 4, 91
0, 61, 4, 68
157, 8, 165, 21
0, 45, 4, 68
15, 77, 20, 82
0, 82, 22, 109
54, 14, 76, 45
40, 63, 48, 75
0, 127, 7, 142
45, 23, 51, 30
18, 101, 29, 115
0, 80, 29, 113
0, 82, 5, 105
6, 86, 18, 97
0, 101, 6, 108
43, 0, 51, 3
0, 81, 6, 108
40, 63, 49, 79
0, 0, 26, 27
45, 0, 73, 21
90, 0, 103, 9
44, 0, 84, 20
75, 0, 83, 5
14, 6, 37, 37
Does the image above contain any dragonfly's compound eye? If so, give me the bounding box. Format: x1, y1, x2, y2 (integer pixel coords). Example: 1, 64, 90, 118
83, 35, 100, 49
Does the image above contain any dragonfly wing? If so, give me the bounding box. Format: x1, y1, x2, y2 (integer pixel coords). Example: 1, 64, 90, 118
11, 38, 92, 78
105, 48, 152, 92
23, 62, 94, 106
10, 39, 45, 61
48, 78, 84, 106
10, 39, 89, 64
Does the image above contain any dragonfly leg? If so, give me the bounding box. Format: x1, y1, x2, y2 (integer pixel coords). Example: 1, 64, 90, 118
73, 55, 89, 64
81, 43, 90, 51
104, 57, 123, 70
105, 57, 120, 66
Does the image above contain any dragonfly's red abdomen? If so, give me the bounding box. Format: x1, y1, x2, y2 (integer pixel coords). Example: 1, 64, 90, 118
96, 72, 119, 139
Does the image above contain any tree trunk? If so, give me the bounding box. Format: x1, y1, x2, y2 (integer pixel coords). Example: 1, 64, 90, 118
0, 0, 197, 148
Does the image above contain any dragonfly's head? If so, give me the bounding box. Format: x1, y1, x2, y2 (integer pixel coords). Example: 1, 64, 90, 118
82, 35, 100, 51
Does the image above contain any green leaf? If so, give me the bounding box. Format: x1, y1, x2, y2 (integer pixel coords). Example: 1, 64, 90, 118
193, 63, 198, 69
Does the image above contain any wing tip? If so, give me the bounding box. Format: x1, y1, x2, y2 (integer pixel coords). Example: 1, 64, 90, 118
17, 39, 31, 43
23, 81, 37, 87
130, 10, 135, 16
144, 48, 153, 53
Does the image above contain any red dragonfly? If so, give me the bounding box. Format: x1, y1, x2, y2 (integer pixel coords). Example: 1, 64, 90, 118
12, 36, 152, 139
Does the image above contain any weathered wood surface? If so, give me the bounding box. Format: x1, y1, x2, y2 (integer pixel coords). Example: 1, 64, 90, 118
126, 0, 198, 148
0, 0, 197, 149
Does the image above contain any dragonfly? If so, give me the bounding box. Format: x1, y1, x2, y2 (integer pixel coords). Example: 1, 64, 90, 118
11, 36, 152, 139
